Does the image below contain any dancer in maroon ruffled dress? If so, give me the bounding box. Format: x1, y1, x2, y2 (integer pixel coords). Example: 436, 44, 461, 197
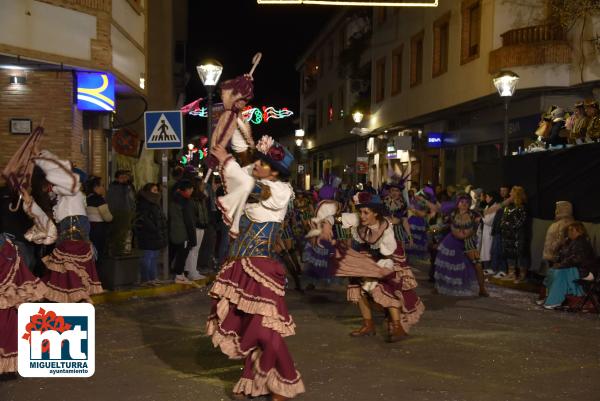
206, 136, 304, 401
0, 233, 47, 374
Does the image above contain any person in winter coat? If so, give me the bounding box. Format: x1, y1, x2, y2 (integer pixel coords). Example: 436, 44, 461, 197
183, 178, 208, 280
168, 179, 197, 284
481, 191, 502, 274
85, 176, 113, 263
542, 201, 574, 269
539, 222, 597, 309
106, 170, 136, 256
500, 186, 529, 283
134, 183, 167, 286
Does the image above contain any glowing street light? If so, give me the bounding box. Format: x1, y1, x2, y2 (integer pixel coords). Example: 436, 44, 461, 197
197, 59, 223, 148
492, 70, 520, 156
352, 111, 364, 124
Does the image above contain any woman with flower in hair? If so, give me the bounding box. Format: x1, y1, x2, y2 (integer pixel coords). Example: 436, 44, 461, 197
206, 136, 304, 400
320, 192, 424, 343
433, 193, 488, 297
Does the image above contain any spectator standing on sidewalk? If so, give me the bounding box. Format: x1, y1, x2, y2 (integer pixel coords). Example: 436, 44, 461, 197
500, 186, 529, 283
184, 178, 208, 280
480, 191, 502, 275
214, 177, 230, 265
85, 176, 113, 264
106, 170, 136, 256
135, 183, 167, 286
169, 180, 196, 284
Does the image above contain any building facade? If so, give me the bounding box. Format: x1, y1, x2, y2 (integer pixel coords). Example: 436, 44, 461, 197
297, 0, 600, 190
0, 0, 186, 188
296, 9, 372, 189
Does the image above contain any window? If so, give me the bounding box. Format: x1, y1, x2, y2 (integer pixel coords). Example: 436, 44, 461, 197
461, 0, 481, 64
318, 99, 323, 128
327, 93, 334, 124
433, 12, 450, 77
328, 42, 334, 71
375, 57, 386, 103
391, 45, 403, 95
319, 50, 325, 75
410, 31, 424, 87
338, 85, 345, 119
375, 8, 387, 25
338, 25, 346, 53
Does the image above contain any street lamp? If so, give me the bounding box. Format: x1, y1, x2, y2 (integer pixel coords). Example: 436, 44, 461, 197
352, 111, 364, 124
493, 70, 519, 156
197, 59, 223, 149
351, 111, 365, 186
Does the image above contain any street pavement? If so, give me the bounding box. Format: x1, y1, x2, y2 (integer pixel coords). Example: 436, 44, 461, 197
2, 266, 600, 401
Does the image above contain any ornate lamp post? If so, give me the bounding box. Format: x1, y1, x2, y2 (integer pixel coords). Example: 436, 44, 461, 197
352, 111, 364, 186
196, 60, 223, 148
493, 70, 520, 156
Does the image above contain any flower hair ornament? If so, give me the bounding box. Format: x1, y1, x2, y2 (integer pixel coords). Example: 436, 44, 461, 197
256, 135, 275, 155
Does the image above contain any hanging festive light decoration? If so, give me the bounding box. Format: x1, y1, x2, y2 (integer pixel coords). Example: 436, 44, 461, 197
181, 98, 293, 124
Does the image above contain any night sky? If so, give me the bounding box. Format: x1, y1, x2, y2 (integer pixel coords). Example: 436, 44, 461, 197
185, 0, 336, 139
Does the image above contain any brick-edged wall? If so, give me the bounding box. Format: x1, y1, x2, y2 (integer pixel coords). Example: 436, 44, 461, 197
488, 42, 572, 74
0, 70, 85, 172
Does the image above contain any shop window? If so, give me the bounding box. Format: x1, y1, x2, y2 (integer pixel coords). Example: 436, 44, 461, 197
410, 30, 424, 87
375, 57, 386, 103
327, 93, 334, 124
391, 44, 403, 96
461, 0, 481, 64
433, 12, 450, 77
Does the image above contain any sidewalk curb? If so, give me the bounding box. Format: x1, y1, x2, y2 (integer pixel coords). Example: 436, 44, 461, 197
91, 275, 215, 305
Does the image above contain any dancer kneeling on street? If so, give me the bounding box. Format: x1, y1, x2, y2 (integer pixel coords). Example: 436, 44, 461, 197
320, 192, 425, 343
206, 136, 305, 401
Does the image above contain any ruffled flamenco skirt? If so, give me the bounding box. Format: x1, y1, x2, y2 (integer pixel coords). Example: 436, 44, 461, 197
0, 239, 47, 374
206, 257, 305, 398
407, 216, 428, 259
433, 233, 479, 297
42, 240, 103, 303
302, 240, 335, 284
334, 243, 425, 334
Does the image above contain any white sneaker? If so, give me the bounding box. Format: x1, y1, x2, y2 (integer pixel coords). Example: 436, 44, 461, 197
186, 271, 207, 281
483, 269, 495, 275
535, 299, 545, 306
175, 274, 193, 284
493, 272, 507, 279
543, 304, 561, 310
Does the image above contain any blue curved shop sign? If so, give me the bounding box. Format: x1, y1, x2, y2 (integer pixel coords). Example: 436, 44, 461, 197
76, 72, 115, 112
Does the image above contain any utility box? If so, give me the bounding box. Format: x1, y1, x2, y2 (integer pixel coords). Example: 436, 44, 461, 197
97, 253, 140, 290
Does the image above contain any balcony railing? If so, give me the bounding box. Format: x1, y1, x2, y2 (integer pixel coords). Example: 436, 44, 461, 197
489, 24, 571, 74
501, 24, 566, 46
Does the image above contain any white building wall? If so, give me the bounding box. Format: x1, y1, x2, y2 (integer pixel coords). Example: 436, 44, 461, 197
112, 0, 145, 47
0, 0, 96, 61
111, 25, 145, 86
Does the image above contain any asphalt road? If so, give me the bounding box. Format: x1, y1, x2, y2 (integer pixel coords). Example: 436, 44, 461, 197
2, 267, 600, 401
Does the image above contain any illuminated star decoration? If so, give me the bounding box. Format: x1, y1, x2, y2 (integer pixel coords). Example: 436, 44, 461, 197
181, 99, 293, 124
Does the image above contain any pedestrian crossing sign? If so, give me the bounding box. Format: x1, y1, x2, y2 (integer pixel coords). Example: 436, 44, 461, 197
144, 111, 184, 149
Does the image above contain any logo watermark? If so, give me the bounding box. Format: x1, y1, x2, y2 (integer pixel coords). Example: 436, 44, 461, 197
18, 303, 95, 377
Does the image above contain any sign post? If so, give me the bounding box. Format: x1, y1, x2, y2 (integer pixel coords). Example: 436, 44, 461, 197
144, 111, 184, 280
